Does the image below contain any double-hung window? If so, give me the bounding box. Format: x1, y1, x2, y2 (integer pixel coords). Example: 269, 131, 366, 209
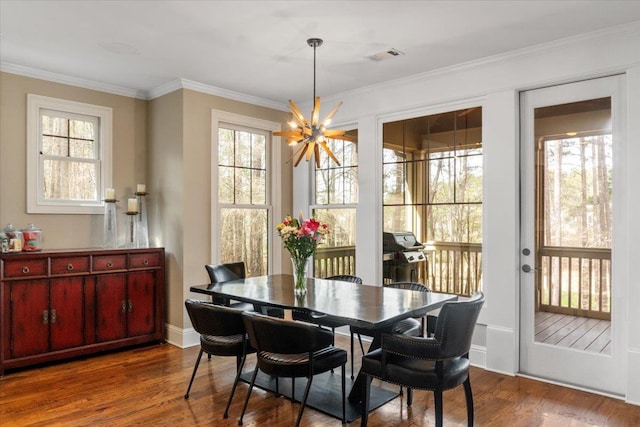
312, 133, 358, 277
27, 95, 112, 214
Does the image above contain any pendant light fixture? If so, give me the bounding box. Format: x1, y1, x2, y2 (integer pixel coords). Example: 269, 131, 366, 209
274, 38, 354, 167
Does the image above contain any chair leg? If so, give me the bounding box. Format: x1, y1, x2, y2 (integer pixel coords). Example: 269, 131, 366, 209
238, 367, 259, 425
434, 389, 443, 427
295, 376, 314, 427
407, 387, 413, 406
361, 375, 372, 427
184, 348, 204, 399
224, 353, 247, 418
341, 363, 346, 424
463, 376, 474, 427
350, 332, 355, 379
357, 333, 365, 354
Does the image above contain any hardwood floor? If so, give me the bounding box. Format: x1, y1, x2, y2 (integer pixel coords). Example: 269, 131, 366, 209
535, 312, 611, 354
2, 334, 638, 426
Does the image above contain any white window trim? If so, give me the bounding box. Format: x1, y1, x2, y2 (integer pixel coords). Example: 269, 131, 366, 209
211, 110, 282, 273
26, 94, 113, 214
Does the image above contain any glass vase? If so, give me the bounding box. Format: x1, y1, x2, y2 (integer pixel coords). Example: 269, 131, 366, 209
291, 256, 309, 296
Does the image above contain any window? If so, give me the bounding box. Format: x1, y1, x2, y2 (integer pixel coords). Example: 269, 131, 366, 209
27, 95, 112, 214
312, 133, 358, 277
217, 124, 270, 277
382, 108, 482, 295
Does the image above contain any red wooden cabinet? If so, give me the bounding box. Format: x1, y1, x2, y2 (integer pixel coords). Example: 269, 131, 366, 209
0, 248, 165, 375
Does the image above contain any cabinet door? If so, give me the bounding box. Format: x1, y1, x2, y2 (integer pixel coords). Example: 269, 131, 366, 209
50, 277, 85, 351
127, 271, 155, 337
9, 280, 49, 358
95, 273, 127, 342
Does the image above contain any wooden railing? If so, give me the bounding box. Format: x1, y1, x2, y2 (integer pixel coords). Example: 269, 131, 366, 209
537, 246, 611, 320
425, 242, 483, 297
314, 246, 356, 277
314, 242, 483, 297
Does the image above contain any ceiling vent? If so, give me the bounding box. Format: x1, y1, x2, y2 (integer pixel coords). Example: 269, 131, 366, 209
368, 48, 405, 62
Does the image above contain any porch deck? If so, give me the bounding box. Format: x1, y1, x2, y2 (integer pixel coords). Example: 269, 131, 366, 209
535, 311, 611, 355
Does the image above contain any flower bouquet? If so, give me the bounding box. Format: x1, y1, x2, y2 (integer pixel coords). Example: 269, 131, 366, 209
276, 213, 330, 295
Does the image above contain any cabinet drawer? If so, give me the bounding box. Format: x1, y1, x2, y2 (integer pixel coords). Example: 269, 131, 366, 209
51, 256, 90, 275
129, 252, 161, 269
3, 258, 48, 278
92, 255, 127, 271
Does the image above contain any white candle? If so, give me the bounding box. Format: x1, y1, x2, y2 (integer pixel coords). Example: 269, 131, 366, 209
105, 188, 115, 200
128, 198, 138, 212
137, 184, 146, 193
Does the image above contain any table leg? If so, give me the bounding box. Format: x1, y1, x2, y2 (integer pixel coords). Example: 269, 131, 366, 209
347, 329, 384, 403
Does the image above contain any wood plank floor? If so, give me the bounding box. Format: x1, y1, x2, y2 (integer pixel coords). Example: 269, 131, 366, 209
535, 312, 612, 354
2, 334, 638, 426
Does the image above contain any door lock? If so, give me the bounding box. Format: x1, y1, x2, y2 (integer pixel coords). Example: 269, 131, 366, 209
522, 264, 541, 273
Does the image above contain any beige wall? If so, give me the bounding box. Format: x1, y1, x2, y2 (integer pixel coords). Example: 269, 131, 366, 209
149, 88, 291, 330
0, 71, 292, 336
0, 72, 147, 248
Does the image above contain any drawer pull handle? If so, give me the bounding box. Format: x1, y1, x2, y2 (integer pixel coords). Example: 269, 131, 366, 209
106, 261, 113, 268
22, 266, 30, 274
67, 263, 74, 271
121, 300, 127, 313
128, 299, 133, 312
42, 310, 49, 324
51, 309, 57, 323
143, 259, 149, 265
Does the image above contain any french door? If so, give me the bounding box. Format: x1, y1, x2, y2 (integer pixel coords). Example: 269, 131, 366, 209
519, 75, 627, 394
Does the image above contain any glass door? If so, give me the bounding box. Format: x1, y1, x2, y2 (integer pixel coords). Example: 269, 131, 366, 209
519, 76, 626, 394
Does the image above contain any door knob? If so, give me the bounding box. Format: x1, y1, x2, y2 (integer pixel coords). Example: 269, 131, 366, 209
522, 264, 541, 273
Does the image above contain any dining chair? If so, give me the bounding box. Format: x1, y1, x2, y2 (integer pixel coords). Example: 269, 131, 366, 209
350, 282, 423, 367
293, 274, 362, 378
183, 299, 256, 419
385, 281, 437, 336
239, 311, 347, 427
360, 292, 485, 427
205, 262, 255, 311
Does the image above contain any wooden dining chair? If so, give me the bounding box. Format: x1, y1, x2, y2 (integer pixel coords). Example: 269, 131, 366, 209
360, 292, 485, 427
239, 311, 347, 427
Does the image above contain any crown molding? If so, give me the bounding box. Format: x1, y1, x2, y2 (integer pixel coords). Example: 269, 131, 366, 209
335, 20, 640, 102
0, 62, 145, 99
148, 78, 288, 111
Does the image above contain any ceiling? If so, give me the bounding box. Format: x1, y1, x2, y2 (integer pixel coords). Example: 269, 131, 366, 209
2, 1, 640, 106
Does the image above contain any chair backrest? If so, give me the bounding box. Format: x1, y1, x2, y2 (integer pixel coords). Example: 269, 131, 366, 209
433, 292, 484, 359
205, 262, 246, 284
242, 311, 334, 354
386, 281, 430, 292
325, 275, 363, 284
185, 299, 247, 337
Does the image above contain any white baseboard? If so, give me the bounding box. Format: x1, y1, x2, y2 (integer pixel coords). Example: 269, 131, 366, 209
165, 323, 199, 349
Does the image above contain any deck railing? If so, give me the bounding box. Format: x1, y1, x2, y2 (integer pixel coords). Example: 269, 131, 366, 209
314, 242, 483, 297
537, 246, 611, 320
425, 242, 483, 297
314, 246, 356, 277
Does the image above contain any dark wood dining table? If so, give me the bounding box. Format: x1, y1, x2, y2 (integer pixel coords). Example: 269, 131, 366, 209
189, 274, 457, 421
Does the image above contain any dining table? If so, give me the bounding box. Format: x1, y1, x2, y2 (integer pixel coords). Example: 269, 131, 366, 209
189, 274, 457, 422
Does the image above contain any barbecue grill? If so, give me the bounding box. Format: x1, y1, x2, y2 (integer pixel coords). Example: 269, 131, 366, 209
382, 231, 427, 283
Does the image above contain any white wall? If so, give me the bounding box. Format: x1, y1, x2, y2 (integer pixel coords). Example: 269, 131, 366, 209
293, 22, 640, 402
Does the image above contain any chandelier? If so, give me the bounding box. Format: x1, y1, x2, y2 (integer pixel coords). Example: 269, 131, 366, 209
274, 38, 353, 167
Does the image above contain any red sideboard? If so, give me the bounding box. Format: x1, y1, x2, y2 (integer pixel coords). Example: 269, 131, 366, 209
0, 247, 165, 375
